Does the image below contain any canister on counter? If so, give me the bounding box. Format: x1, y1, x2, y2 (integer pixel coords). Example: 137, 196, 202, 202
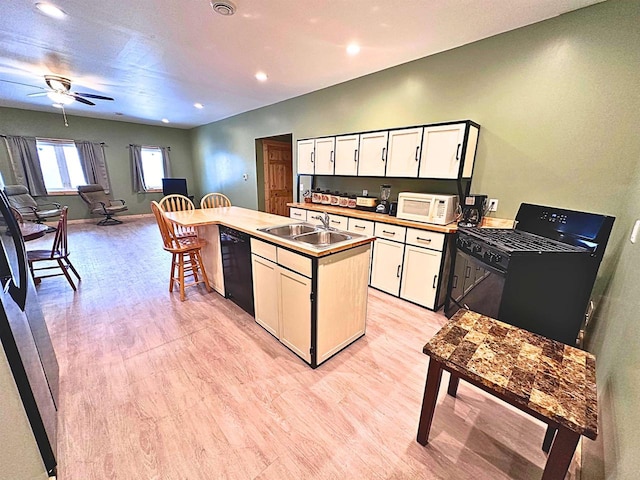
321, 189, 331, 205
311, 188, 323, 204
339, 193, 350, 208
348, 195, 357, 209
330, 191, 340, 206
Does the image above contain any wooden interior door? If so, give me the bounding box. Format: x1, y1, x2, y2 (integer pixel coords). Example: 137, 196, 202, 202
263, 140, 293, 216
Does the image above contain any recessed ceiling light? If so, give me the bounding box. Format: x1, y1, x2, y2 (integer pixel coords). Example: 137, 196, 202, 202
255, 72, 268, 82
346, 43, 361, 56
161, 118, 170, 124
194, 103, 204, 109
35, 2, 67, 19
211, 1, 236, 16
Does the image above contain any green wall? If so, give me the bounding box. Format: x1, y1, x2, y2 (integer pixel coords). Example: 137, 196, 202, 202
191, 1, 640, 478
0, 107, 195, 220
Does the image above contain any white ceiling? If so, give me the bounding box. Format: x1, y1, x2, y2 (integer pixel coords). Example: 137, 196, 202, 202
0, 0, 603, 129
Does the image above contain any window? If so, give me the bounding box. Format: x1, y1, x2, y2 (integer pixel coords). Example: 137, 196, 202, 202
36, 139, 87, 192
140, 147, 165, 190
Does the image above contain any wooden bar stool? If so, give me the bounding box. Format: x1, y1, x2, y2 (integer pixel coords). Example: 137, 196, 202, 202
158, 194, 197, 238
200, 192, 231, 209
151, 201, 211, 301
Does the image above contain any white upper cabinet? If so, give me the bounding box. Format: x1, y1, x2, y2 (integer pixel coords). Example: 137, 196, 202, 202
386, 127, 423, 177
297, 139, 315, 175
419, 123, 467, 179
314, 137, 335, 175
334, 134, 359, 176
357, 131, 388, 177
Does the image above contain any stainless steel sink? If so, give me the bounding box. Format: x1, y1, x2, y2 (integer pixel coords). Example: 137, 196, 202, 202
259, 223, 318, 237
293, 230, 352, 247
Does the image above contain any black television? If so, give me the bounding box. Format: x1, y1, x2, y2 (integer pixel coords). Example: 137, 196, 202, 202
162, 178, 188, 197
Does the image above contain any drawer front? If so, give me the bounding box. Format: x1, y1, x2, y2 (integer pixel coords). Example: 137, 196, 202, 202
251, 238, 277, 262
347, 218, 374, 236
328, 214, 349, 231
405, 228, 445, 251
374, 222, 407, 243
289, 208, 307, 221
277, 247, 312, 278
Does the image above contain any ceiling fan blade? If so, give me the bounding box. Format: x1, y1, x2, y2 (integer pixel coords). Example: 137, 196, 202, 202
0, 79, 45, 89
72, 95, 95, 106
74, 92, 114, 101
27, 91, 50, 97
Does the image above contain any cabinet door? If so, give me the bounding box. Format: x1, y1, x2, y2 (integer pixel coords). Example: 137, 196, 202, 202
334, 134, 359, 176
251, 255, 280, 338
198, 224, 225, 296
370, 238, 404, 296
328, 214, 348, 231
400, 245, 442, 309
386, 127, 423, 177
289, 208, 307, 222
297, 139, 315, 175
357, 131, 388, 176
314, 137, 335, 175
419, 123, 466, 179
347, 218, 374, 237
279, 268, 312, 363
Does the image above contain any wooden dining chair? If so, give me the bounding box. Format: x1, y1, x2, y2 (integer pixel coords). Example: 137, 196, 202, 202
200, 192, 231, 209
27, 206, 81, 291
158, 194, 197, 238
151, 201, 211, 301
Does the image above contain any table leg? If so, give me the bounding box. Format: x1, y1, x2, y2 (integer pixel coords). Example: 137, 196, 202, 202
416, 358, 444, 446
447, 373, 460, 397
541, 427, 580, 480
542, 425, 557, 453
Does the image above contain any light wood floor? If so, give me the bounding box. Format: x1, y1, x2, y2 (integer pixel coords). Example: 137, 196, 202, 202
32, 216, 580, 480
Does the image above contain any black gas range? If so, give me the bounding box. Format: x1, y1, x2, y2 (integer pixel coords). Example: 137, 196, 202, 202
446, 203, 614, 345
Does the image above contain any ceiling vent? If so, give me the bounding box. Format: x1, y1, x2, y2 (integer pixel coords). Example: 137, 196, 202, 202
211, 1, 236, 16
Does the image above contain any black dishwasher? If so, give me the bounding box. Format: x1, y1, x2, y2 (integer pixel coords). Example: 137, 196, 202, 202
219, 226, 255, 316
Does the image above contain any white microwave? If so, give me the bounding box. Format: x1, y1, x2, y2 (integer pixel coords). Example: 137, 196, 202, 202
396, 193, 459, 225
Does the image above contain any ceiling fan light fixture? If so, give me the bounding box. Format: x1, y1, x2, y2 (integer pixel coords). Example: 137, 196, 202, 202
52, 103, 64, 108
211, 1, 236, 16
35, 2, 67, 19
47, 91, 74, 105
44, 75, 71, 92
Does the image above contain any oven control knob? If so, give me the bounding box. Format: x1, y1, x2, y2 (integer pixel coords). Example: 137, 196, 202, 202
494, 254, 502, 263
472, 244, 482, 253
483, 251, 493, 261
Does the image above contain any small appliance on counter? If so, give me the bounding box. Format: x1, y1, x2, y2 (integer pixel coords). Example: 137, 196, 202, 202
375, 184, 392, 214
388, 201, 398, 217
356, 195, 377, 212
458, 194, 487, 227
396, 192, 459, 225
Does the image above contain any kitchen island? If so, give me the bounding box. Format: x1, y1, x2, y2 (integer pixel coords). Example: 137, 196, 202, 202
165, 206, 375, 368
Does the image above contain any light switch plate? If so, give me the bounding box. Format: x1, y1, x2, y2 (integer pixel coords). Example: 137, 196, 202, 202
631, 219, 640, 244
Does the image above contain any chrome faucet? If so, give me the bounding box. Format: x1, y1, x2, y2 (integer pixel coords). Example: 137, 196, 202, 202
313, 212, 331, 230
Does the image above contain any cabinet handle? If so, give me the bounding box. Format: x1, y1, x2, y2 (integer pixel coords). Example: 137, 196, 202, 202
396, 265, 401, 278
455, 143, 461, 161
415, 145, 420, 161
293, 212, 302, 217
354, 225, 365, 229
354, 149, 358, 162
382, 230, 396, 235
416, 236, 432, 243
382, 147, 386, 162
331, 220, 340, 224
453, 275, 458, 288
432, 275, 437, 289
465, 265, 471, 278
311, 151, 315, 163
330, 150, 334, 162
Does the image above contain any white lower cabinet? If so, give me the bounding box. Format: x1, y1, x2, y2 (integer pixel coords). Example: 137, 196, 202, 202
279, 268, 312, 362
289, 208, 307, 221
251, 251, 312, 363
197, 224, 225, 296
370, 238, 405, 296
400, 245, 442, 308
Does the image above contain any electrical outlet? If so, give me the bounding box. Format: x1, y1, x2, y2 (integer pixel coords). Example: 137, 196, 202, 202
489, 199, 499, 212
363, 189, 368, 196
242, 173, 248, 181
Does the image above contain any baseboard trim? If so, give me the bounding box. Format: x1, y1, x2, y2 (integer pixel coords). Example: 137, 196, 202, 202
68, 213, 153, 225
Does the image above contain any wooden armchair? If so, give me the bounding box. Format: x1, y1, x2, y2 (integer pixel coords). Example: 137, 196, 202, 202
200, 193, 231, 209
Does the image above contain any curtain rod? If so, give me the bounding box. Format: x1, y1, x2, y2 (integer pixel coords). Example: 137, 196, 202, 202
0, 134, 106, 146
127, 144, 171, 150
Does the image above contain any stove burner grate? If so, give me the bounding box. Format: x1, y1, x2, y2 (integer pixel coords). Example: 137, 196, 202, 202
459, 228, 589, 254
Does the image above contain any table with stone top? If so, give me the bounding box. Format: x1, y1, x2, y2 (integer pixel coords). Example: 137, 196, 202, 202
416, 309, 597, 480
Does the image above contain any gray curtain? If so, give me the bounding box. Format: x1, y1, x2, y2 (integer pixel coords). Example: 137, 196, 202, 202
3, 135, 47, 196
75, 141, 111, 193
130, 144, 146, 193
130, 144, 172, 193
160, 146, 172, 178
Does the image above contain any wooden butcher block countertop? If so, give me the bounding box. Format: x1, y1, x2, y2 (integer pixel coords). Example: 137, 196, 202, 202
164, 206, 375, 258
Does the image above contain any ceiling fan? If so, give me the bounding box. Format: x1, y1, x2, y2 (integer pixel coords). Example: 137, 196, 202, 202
24, 74, 114, 106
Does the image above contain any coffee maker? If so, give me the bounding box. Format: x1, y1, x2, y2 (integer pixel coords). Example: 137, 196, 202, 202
458, 194, 487, 227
